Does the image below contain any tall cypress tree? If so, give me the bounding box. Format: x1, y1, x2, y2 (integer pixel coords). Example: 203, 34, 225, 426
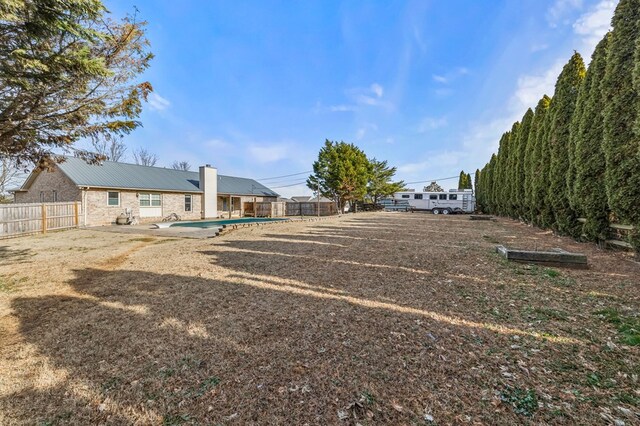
514, 109, 534, 219
458, 170, 467, 189
533, 100, 554, 227
524, 96, 551, 223
466, 173, 472, 189
603, 0, 640, 250
505, 123, 521, 217
547, 52, 586, 236
573, 34, 611, 242
494, 131, 511, 215
487, 154, 497, 213
474, 169, 480, 195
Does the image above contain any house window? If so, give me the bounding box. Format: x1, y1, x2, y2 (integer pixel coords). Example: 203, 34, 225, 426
401, 194, 410, 198
40, 191, 45, 202
185, 194, 192, 212
52, 190, 57, 202
439, 194, 447, 200
108, 191, 120, 206
140, 193, 161, 207
429, 194, 438, 200
449, 194, 458, 200
414, 194, 423, 199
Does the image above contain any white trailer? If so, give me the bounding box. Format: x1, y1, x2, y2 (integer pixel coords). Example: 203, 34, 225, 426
391, 189, 475, 214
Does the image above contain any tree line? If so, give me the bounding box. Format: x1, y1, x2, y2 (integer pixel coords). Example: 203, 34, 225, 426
476, 0, 640, 251
307, 140, 405, 211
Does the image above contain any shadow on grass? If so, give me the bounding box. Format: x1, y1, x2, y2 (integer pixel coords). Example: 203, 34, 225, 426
0, 246, 33, 265
3, 262, 555, 425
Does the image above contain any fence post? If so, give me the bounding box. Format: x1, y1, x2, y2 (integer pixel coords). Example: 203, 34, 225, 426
41, 203, 47, 234
74, 202, 79, 227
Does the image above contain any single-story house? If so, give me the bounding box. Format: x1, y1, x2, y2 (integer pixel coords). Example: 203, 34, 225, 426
12, 157, 279, 226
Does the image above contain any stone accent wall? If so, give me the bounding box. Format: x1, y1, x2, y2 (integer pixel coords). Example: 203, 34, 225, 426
14, 166, 81, 203
84, 190, 203, 226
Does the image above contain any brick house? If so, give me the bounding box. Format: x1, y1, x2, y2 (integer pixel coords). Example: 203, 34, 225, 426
12, 157, 279, 226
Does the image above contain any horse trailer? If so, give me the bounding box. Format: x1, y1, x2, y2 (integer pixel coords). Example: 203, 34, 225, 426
390, 189, 476, 214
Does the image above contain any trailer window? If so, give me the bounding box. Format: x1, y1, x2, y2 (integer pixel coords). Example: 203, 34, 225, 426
429, 194, 437, 200
401, 194, 410, 198
414, 194, 423, 199
449, 194, 458, 200
439, 194, 447, 200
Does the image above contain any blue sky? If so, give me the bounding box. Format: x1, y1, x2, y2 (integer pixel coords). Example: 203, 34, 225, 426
102, 0, 616, 197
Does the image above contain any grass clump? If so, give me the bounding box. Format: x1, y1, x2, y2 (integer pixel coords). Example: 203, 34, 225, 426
594, 308, 640, 346
500, 386, 538, 417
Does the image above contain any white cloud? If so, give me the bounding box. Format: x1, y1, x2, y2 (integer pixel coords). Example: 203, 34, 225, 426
247, 144, 292, 163
148, 92, 170, 111
203, 138, 231, 149
329, 104, 357, 112
573, 0, 615, 57
547, 0, 583, 27
398, 151, 462, 176
513, 61, 563, 111
417, 116, 448, 132
432, 68, 469, 85
355, 123, 378, 140
530, 43, 549, 52
432, 74, 448, 84
329, 83, 393, 112
370, 83, 384, 98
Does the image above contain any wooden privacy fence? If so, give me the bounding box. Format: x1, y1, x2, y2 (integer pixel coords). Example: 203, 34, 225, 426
0, 202, 82, 239
285, 202, 337, 216
244, 201, 287, 218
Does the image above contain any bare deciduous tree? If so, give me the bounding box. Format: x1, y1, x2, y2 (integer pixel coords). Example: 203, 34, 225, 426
171, 161, 191, 171
423, 181, 444, 192
92, 139, 127, 162
132, 148, 158, 166
0, 157, 25, 202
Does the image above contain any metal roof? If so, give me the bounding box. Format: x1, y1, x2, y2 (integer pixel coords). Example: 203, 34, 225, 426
43, 156, 279, 197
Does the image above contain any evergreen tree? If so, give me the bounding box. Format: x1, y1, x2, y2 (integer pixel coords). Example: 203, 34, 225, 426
503, 123, 520, 216
474, 169, 480, 195
514, 109, 534, 219
307, 140, 371, 211
486, 154, 497, 213
495, 130, 512, 215
524, 96, 551, 223
573, 34, 611, 241
458, 170, 467, 190
466, 173, 472, 189
547, 52, 586, 236
603, 0, 640, 250
532, 100, 554, 227
0, 0, 153, 166
366, 159, 405, 204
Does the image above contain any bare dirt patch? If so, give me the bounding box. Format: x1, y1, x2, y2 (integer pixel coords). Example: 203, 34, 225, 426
0, 213, 638, 425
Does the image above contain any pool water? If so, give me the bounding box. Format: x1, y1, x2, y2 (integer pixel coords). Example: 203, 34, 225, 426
170, 217, 289, 228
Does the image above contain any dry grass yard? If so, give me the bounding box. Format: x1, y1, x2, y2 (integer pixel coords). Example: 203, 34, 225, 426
0, 212, 638, 425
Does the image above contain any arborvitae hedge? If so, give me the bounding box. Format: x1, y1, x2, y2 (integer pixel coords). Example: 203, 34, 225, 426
524, 96, 551, 223
547, 52, 586, 236
602, 0, 640, 250
476, 0, 640, 254
573, 34, 610, 241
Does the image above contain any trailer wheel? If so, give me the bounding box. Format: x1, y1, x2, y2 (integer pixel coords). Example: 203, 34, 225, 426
442, 208, 451, 215
432, 208, 440, 215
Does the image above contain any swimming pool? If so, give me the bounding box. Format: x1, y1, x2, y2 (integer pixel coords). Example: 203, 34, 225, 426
169, 217, 289, 228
